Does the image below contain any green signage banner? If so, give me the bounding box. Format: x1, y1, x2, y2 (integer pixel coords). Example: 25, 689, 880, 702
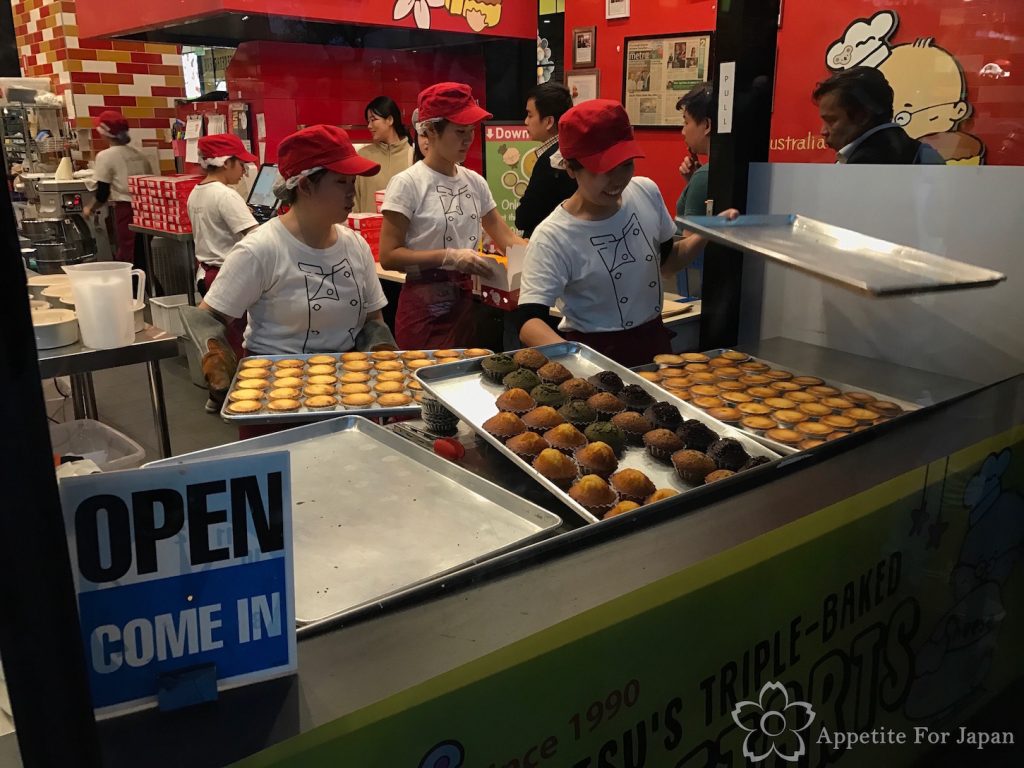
483, 123, 542, 235
239, 427, 1024, 767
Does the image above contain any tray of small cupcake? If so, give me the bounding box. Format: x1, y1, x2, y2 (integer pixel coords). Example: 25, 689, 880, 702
634, 350, 919, 454
221, 348, 493, 424
414, 343, 781, 524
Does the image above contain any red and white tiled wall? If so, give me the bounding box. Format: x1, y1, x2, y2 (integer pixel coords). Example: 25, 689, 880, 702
11, 0, 184, 172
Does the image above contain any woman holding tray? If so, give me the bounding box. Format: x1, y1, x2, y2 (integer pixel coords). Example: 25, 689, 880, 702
379, 82, 525, 350
514, 100, 736, 367
183, 124, 397, 416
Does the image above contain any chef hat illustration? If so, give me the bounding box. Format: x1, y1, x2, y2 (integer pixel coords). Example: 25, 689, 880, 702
963, 450, 1013, 525
826, 11, 898, 72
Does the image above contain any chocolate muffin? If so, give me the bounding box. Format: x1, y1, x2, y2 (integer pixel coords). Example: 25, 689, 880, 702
537, 361, 573, 385
495, 387, 536, 415
559, 377, 597, 400
706, 437, 750, 472
574, 441, 619, 479
584, 422, 627, 456
522, 406, 566, 433
672, 449, 717, 484
502, 368, 541, 392
611, 411, 655, 446
513, 348, 549, 371
569, 475, 619, 515
676, 419, 718, 452
587, 370, 625, 394
506, 431, 550, 462
643, 428, 685, 462
530, 383, 567, 408
619, 384, 656, 412
644, 401, 683, 432
558, 399, 598, 428
532, 448, 579, 490
587, 392, 626, 420
609, 468, 657, 504
742, 455, 772, 470
481, 354, 518, 384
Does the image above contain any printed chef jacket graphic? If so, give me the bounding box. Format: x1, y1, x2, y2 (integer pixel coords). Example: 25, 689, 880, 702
298, 258, 364, 352
438, 182, 481, 249
589, 213, 662, 329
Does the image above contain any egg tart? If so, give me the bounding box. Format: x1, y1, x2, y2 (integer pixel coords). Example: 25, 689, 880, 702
341, 352, 369, 361
237, 368, 270, 380
227, 400, 263, 414
708, 407, 742, 423
340, 383, 371, 395
307, 374, 337, 386
371, 350, 399, 361
791, 376, 824, 387
342, 393, 376, 407
267, 399, 301, 412
340, 372, 371, 384
764, 428, 802, 446
236, 379, 270, 390
240, 357, 273, 368
268, 388, 302, 400
228, 389, 263, 402
307, 355, 337, 365
271, 376, 305, 390
308, 364, 338, 376
378, 393, 413, 407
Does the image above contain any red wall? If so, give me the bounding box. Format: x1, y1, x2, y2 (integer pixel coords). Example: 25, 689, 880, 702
771, 0, 1024, 166
226, 42, 487, 172
564, 0, 718, 207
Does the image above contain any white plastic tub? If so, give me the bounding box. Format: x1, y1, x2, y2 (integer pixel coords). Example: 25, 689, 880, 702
49, 419, 145, 471
150, 293, 197, 337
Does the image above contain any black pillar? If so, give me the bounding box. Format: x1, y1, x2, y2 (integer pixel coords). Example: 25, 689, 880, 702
483, 38, 536, 121
0, 166, 101, 762
699, 0, 780, 350
0, 1, 19, 77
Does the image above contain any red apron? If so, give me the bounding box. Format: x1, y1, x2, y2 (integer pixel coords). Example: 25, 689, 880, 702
111, 201, 136, 263
394, 269, 476, 350
563, 316, 674, 368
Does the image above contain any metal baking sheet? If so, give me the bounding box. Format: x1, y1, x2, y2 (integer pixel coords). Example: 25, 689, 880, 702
640, 350, 921, 455
679, 214, 1006, 297
146, 416, 560, 626
416, 343, 781, 524
220, 349, 486, 426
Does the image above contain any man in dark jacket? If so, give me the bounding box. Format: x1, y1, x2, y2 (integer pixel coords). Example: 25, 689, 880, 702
516, 83, 578, 237
814, 67, 944, 165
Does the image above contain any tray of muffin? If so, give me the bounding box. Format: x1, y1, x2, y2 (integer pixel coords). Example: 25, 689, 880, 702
634, 350, 919, 454
415, 343, 781, 524
220, 347, 493, 425
147, 416, 562, 627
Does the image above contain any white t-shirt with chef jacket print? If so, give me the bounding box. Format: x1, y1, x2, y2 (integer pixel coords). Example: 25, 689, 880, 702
204, 218, 387, 355
519, 177, 677, 333
382, 161, 496, 252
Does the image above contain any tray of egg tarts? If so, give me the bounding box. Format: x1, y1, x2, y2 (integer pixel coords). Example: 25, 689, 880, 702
636, 350, 919, 454
221, 348, 493, 424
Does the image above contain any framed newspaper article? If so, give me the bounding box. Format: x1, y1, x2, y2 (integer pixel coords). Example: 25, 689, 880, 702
621, 32, 713, 128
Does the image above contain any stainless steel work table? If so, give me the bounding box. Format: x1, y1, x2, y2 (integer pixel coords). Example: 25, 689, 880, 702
128, 224, 196, 306
36, 324, 179, 458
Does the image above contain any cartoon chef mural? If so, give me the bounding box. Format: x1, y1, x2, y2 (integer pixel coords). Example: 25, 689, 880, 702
826, 10, 985, 164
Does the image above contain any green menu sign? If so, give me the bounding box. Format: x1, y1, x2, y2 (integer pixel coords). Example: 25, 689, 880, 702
483, 123, 542, 234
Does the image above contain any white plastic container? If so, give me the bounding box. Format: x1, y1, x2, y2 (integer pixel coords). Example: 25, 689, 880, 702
62, 263, 145, 349
150, 293, 197, 337
48, 419, 145, 471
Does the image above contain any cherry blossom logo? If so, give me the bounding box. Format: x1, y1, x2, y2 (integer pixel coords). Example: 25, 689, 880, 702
393, 0, 444, 30
731, 682, 816, 764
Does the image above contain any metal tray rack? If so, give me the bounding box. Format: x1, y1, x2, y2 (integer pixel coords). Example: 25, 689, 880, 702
416, 343, 781, 524
147, 416, 561, 627
638, 349, 920, 455
680, 214, 1006, 297
220, 349, 488, 426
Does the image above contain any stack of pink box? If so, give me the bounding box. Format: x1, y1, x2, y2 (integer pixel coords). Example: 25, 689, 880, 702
128, 175, 202, 234
373, 190, 385, 214
347, 213, 384, 261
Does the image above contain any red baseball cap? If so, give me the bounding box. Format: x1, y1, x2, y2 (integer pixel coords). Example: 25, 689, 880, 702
197, 133, 258, 164
418, 82, 493, 125
96, 110, 128, 135
277, 125, 380, 179
559, 100, 645, 174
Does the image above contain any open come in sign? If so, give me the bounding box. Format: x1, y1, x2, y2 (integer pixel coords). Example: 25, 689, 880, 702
483, 124, 542, 233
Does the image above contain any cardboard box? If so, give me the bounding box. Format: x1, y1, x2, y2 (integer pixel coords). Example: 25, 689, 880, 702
475, 245, 525, 311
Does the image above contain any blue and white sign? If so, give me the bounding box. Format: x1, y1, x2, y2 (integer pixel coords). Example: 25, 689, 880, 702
58, 453, 295, 714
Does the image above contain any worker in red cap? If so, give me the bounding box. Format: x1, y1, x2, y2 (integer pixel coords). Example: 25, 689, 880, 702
515, 100, 737, 367
84, 110, 156, 266
187, 133, 260, 412
380, 82, 526, 349
185, 125, 397, 426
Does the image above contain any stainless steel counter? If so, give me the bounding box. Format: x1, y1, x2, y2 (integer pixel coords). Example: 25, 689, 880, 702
38, 324, 179, 457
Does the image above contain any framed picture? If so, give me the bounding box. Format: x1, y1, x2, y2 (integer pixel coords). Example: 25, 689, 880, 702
566, 70, 601, 106
606, 0, 630, 20
572, 26, 597, 69
621, 32, 713, 128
